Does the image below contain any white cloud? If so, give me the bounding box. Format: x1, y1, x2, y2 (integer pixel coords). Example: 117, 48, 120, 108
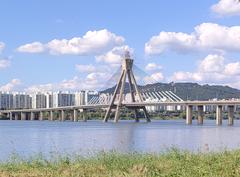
170, 54, 240, 88
17, 42, 45, 53
17, 29, 125, 55
96, 45, 133, 64
75, 64, 113, 74
145, 63, 162, 71
144, 72, 164, 84
145, 23, 240, 55
25, 83, 54, 93
171, 72, 202, 82
86, 72, 108, 81
0, 59, 11, 69
25, 72, 111, 93
145, 32, 198, 55
171, 71, 229, 83
212, 0, 240, 16
224, 62, 240, 75
85, 72, 111, 89
198, 54, 224, 73
75, 64, 96, 73
150, 72, 164, 81
0, 42, 5, 53
0, 79, 21, 92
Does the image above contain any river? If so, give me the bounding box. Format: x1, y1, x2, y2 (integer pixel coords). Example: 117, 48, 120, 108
1, 120, 240, 160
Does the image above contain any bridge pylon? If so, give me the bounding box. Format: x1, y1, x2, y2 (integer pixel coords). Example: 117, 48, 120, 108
103, 51, 151, 123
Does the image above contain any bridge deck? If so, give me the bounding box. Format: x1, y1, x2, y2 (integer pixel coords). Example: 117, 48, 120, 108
1, 100, 240, 114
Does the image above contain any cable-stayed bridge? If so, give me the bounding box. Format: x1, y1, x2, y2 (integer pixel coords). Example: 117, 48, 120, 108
1, 51, 240, 125
88, 91, 183, 105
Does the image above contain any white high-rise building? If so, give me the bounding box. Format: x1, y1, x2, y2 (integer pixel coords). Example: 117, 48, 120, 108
0, 92, 13, 110
31, 93, 47, 109
75, 91, 86, 106
13, 92, 32, 109
53, 91, 75, 108
45, 92, 53, 108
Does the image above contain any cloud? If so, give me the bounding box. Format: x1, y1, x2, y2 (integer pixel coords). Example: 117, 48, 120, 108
75, 64, 96, 73
145, 63, 162, 71
224, 62, 240, 75
17, 29, 125, 55
75, 64, 113, 74
59, 73, 110, 90
85, 72, 111, 88
170, 54, 240, 88
198, 54, 225, 73
96, 45, 133, 64
17, 42, 45, 53
0, 79, 22, 92
25, 72, 112, 93
0, 59, 11, 69
0, 42, 5, 53
144, 72, 164, 84
145, 23, 240, 55
150, 72, 164, 81
171, 72, 202, 82
24, 83, 55, 93
211, 0, 240, 16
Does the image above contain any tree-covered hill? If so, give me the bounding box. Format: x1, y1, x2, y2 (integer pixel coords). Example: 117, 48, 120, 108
102, 82, 240, 101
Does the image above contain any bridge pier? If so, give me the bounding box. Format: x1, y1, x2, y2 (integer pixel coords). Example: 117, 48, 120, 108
133, 109, 139, 122
73, 109, 78, 122
9, 112, 13, 120
61, 110, 65, 121
80, 109, 87, 122
12, 113, 16, 120
21, 112, 26, 120
39, 111, 43, 121
69, 110, 73, 121
216, 105, 223, 126
15, 113, 19, 120
228, 105, 234, 126
197, 105, 204, 125
142, 107, 151, 122
186, 105, 193, 125
49, 111, 54, 121
30, 112, 34, 120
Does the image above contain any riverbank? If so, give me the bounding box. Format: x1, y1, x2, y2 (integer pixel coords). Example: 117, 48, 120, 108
1, 149, 240, 177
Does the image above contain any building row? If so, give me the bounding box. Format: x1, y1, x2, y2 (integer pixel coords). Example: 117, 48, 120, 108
1, 91, 237, 112
0, 91, 99, 110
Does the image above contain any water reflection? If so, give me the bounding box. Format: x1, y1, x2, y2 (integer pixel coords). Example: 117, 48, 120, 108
1, 120, 240, 160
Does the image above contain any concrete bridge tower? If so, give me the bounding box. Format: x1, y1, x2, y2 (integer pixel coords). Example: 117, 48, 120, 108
103, 51, 151, 122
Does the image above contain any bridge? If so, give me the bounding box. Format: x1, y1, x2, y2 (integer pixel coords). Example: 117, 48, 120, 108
0, 100, 239, 125
0, 51, 239, 126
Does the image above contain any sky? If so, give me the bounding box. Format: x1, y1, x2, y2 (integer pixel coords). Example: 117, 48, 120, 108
1, 0, 240, 92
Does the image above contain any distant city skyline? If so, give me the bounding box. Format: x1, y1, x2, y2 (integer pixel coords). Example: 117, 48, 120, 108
1, 0, 240, 92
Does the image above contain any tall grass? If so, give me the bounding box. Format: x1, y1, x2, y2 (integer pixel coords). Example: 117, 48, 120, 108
1, 149, 240, 177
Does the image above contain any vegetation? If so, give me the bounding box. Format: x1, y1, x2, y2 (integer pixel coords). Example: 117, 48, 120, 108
2, 109, 240, 120
1, 149, 240, 176
70, 109, 240, 121
103, 82, 240, 100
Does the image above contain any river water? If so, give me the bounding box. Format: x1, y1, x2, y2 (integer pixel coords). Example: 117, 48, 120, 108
1, 120, 240, 160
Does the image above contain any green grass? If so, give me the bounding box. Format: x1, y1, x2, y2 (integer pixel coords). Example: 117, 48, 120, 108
1, 149, 240, 177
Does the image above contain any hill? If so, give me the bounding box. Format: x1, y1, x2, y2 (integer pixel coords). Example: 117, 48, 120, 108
102, 82, 240, 101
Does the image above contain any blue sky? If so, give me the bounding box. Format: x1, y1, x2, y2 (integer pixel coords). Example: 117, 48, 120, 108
1, 0, 240, 92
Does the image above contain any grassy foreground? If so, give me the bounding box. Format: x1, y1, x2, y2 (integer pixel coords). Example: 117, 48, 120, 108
1, 149, 240, 177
